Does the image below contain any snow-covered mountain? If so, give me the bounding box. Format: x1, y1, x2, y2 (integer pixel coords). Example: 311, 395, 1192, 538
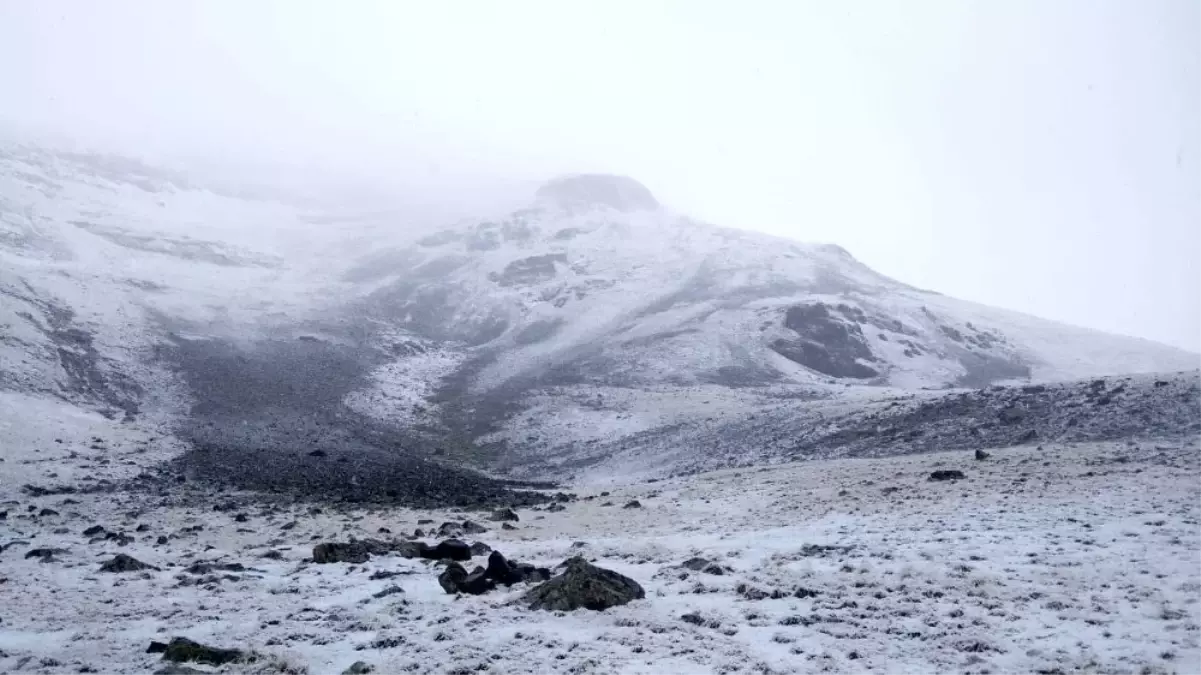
1, 144, 1196, 482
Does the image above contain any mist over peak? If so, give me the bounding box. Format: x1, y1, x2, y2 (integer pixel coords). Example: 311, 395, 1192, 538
535, 174, 660, 213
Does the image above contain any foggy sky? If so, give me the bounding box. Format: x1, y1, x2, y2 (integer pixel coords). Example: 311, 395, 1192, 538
2, 1, 1198, 352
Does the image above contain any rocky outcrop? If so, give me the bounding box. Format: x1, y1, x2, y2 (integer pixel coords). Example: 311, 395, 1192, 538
771, 303, 879, 379
522, 556, 644, 611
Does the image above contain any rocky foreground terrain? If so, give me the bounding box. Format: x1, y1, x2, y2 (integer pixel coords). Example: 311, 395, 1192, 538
2, 386, 1199, 675
2, 144, 1200, 675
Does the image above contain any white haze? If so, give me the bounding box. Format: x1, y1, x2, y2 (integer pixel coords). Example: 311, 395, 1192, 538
1, 0, 1197, 351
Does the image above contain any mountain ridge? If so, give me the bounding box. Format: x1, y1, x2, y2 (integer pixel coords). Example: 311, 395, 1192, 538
1, 145, 1196, 489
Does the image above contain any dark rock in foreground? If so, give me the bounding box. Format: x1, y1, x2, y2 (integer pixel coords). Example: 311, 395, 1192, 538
438, 562, 466, 593
160, 637, 244, 666
523, 556, 644, 611
425, 539, 471, 562
929, 470, 966, 481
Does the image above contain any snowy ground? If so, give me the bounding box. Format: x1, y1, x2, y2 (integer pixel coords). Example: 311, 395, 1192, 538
1, 393, 1198, 675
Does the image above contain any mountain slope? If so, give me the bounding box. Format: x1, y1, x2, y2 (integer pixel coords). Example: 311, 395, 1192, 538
1, 149, 1196, 487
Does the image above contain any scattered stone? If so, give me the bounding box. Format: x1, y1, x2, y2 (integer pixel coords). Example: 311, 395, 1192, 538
280, 520, 298, 531
1018, 429, 1038, 443
459, 567, 494, 595
147, 641, 168, 654
426, 539, 471, 561
461, 520, 488, 535
681, 557, 726, 575
489, 508, 520, 522
82, 525, 106, 537
160, 637, 244, 666
233, 513, 249, 523
545, 503, 566, 512
24, 547, 68, 561
313, 542, 371, 564
371, 585, 405, 599
21, 484, 76, 497
738, 583, 770, 600
368, 569, 408, 581
185, 561, 246, 575
469, 541, 492, 556
484, 550, 522, 586
794, 587, 820, 599
975, 449, 990, 461
502, 523, 517, 531
135, 524, 151, 532
523, 556, 644, 611
37, 508, 59, 517
438, 562, 468, 594
928, 470, 966, 482
100, 553, 158, 573
307, 449, 327, 458
105, 531, 134, 546
156, 536, 169, 546
342, 662, 373, 675
623, 500, 643, 509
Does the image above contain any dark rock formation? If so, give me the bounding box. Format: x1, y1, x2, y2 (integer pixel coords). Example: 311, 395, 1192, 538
522, 556, 644, 611
770, 303, 878, 379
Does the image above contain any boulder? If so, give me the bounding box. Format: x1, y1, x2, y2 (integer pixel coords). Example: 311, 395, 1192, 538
459, 567, 494, 595
426, 539, 471, 561
484, 550, 522, 586
469, 541, 492, 557
342, 662, 373, 675
523, 556, 644, 611
622, 500, 642, 509
438, 563, 467, 594
928, 470, 966, 482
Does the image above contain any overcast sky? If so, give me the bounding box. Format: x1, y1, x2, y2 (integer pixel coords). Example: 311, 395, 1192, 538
2, 1, 1198, 351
